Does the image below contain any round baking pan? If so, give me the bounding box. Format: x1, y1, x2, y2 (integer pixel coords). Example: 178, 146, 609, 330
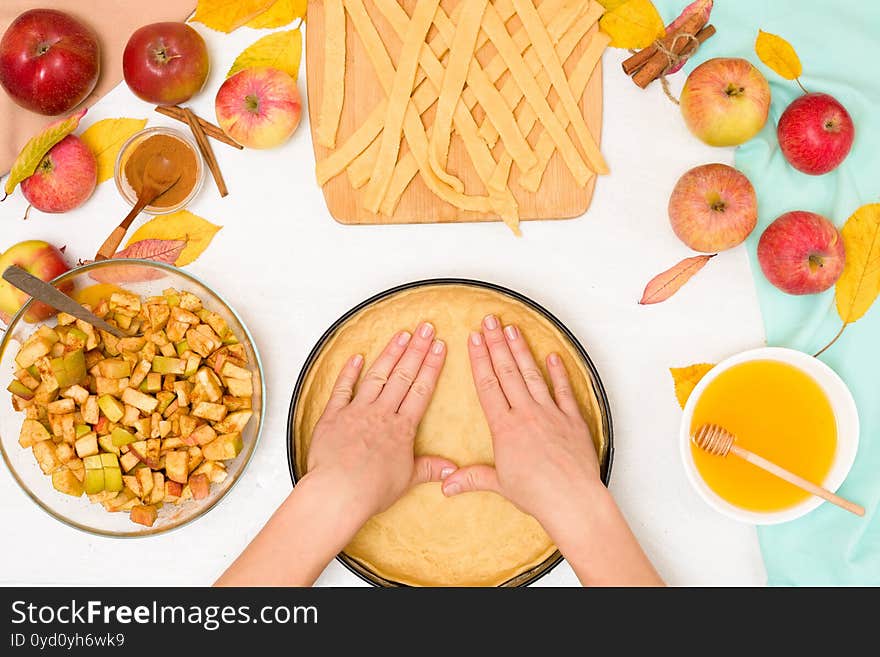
287, 278, 614, 587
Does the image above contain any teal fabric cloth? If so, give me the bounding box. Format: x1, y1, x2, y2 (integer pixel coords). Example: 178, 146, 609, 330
653, 0, 880, 585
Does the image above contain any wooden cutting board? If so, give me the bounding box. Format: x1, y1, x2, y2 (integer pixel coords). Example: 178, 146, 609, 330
306, 0, 604, 226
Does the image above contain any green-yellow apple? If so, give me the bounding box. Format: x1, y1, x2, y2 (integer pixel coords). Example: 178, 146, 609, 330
20, 135, 97, 213
215, 67, 301, 149
757, 211, 845, 295
668, 163, 757, 252
680, 58, 771, 147
0, 240, 72, 323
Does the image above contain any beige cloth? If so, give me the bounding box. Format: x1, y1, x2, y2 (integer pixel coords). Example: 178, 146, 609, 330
1, 1, 196, 175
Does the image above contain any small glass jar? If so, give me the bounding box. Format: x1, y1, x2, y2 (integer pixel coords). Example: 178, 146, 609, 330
114, 126, 204, 215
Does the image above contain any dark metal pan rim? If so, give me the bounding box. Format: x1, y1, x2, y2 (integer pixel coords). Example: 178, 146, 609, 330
286, 278, 614, 587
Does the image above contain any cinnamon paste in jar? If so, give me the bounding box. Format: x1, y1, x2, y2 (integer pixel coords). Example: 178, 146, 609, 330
124, 134, 198, 208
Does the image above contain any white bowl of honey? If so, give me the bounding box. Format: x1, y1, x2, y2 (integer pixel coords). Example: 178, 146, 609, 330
680, 347, 859, 524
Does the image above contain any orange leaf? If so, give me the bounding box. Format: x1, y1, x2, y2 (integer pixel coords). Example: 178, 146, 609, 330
639, 254, 715, 305
670, 363, 715, 408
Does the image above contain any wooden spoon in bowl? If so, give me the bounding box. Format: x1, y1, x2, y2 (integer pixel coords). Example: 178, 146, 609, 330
692, 423, 864, 517
95, 154, 181, 261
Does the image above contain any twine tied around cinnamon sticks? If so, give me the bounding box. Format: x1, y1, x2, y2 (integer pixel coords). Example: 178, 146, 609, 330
621, 9, 716, 104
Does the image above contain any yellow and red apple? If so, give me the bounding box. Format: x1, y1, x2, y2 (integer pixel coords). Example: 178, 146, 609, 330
680, 58, 771, 147
20, 135, 97, 213
215, 67, 301, 149
777, 92, 855, 175
669, 163, 757, 252
0, 240, 72, 323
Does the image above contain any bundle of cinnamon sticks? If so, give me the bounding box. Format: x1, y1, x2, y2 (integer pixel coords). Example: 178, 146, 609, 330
622, 11, 716, 89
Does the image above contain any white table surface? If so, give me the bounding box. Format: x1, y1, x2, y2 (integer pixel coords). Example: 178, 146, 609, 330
0, 22, 767, 586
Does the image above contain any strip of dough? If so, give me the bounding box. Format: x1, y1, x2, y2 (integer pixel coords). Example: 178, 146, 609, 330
511, 0, 608, 175
521, 31, 611, 192
342, 0, 564, 190
427, 0, 488, 188
486, 11, 601, 190
479, 1, 599, 146
362, 0, 442, 212
345, 0, 491, 214
354, 0, 568, 196
315, 0, 345, 148
481, 3, 591, 187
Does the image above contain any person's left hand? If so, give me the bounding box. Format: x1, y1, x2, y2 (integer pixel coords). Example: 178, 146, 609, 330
304, 321, 458, 521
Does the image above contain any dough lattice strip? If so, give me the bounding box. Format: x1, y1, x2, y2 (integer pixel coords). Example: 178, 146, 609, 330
315, 0, 345, 148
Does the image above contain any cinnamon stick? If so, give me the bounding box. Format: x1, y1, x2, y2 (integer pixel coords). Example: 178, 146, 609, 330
622, 10, 708, 76
155, 105, 243, 150
181, 106, 228, 198
632, 24, 716, 89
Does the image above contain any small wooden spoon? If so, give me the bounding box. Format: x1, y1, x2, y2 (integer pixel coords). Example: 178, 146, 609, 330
95, 154, 181, 261
692, 423, 864, 517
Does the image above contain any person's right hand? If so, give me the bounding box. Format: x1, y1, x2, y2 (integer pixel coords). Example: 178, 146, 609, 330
441, 314, 603, 531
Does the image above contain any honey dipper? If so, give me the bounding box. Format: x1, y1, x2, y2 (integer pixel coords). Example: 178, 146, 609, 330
692, 424, 864, 517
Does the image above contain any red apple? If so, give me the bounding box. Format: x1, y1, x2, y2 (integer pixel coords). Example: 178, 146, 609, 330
777, 92, 854, 175
0, 240, 72, 323
20, 135, 97, 213
0, 9, 100, 116
668, 163, 757, 252
215, 67, 301, 149
123, 22, 209, 105
757, 211, 845, 295
680, 58, 771, 147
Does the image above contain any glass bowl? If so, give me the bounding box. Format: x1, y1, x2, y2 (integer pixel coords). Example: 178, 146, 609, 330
0, 260, 265, 537
114, 127, 205, 215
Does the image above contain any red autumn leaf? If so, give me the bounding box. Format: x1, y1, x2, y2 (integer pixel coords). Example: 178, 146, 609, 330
666, 0, 713, 74
639, 254, 715, 305
88, 239, 187, 284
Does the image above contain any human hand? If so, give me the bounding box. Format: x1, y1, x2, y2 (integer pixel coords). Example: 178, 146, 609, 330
305, 321, 458, 522
441, 314, 602, 533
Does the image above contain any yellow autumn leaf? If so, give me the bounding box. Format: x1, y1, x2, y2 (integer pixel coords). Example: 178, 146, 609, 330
595, 0, 629, 9
755, 30, 802, 80
599, 0, 665, 49
192, 0, 276, 33
79, 118, 147, 184
227, 29, 303, 80
836, 203, 880, 325
246, 0, 306, 29
670, 363, 715, 409
4, 108, 86, 195
126, 210, 222, 267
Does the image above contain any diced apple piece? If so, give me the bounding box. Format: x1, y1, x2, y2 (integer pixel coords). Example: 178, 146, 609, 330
165, 320, 187, 343
214, 411, 253, 434
173, 381, 192, 407
98, 435, 120, 456
165, 451, 189, 483
130, 504, 157, 527
47, 398, 75, 414
186, 326, 222, 358
221, 361, 251, 380
74, 432, 99, 458
95, 376, 127, 396
162, 399, 180, 419
7, 379, 35, 401
121, 387, 158, 413
12, 394, 34, 411
103, 488, 136, 512
202, 433, 243, 461
129, 360, 151, 388
55, 443, 75, 463
195, 368, 223, 403
33, 441, 62, 474
188, 424, 217, 446
33, 379, 59, 404
171, 306, 200, 325
192, 402, 227, 423
119, 451, 140, 472
61, 384, 89, 405
15, 337, 54, 369
81, 396, 99, 424
225, 377, 253, 398
67, 457, 84, 482
51, 469, 83, 497
187, 446, 203, 473
159, 420, 172, 438
83, 466, 104, 494
144, 301, 170, 330
122, 473, 143, 497
155, 391, 175, 414
117, 336, 146, 353
149, 472, 165, 504
110, 291, 141, 314
19, 419, 51, 447
164, 480, 183, 502
60, 414, 76, 444
184, 355, 201, 378
101, 454, 123, 492
177, 291, 202, 312
193, 460, 228, 484
223, 396, 251, 412
121, 404, 140, 427
151, 356, 185, 375
158, 341, 176, 358
95, 415, 110, 436
140, 372, 162, 393
98, 395, 125, 423
161, 437, 185, 452
188, 472, 210, 500
97, 359, 131, 379
136, 467, 154, 498
15, 368, 41, 390
111, 427, 136, 447
50, 350, 86, 388
128, 440, 160, 469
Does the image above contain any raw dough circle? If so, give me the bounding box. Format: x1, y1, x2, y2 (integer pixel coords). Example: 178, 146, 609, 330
292, 282, 608, 586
